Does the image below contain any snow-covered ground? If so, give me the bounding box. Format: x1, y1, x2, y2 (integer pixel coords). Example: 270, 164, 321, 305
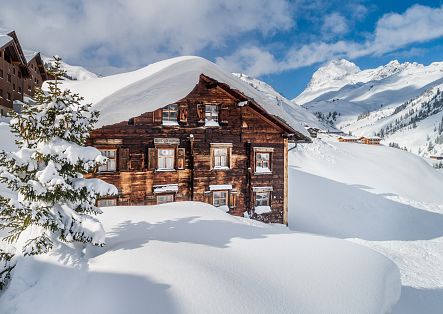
288, 136, 443, 313
0, 203, 400, 314
0, 122, 401, 313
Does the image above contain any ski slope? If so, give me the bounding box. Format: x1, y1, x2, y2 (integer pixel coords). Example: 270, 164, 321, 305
288, 136, 443, 313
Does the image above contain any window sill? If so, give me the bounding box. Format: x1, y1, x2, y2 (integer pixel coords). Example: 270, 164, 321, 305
156, 169, 177, 172
213, 166, 230, 171
254, 171, 272, 175
162, 122, 179, 127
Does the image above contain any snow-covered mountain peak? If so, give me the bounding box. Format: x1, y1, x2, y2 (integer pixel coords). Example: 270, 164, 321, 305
307, 59, 361, 90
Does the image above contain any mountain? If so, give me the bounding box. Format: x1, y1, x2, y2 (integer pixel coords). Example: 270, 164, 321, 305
294, 59, 443, 159
42, 55, 98, 81
233, 73, 329, 130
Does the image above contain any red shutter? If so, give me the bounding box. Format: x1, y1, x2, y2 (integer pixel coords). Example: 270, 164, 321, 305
177, 148, 186, 169
147, 148, 157, 170
118, 148, 130, 171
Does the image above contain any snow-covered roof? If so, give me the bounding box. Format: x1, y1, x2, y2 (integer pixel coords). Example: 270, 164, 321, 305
22, 49, 39, 63
0, 34, 12, 49
59, 56, 309, 137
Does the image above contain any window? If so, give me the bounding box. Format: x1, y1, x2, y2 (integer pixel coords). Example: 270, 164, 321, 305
98, 149, 117, 172
0, 69, 3, 78
7, 74, 11, 82
13, 84, 15, 91
0, 89, 2, 98
162, 104, 178, 125
214, 147, 228, 168
213, 190, 228, 207
256, 152, 271, 173
97, 198, 117, 207
205, 104, 219, 126
6, 92, 11, 101
18, 86, 21, 93
157, 194, 174, 204
255, 192, 270, 207
158, 148, 175, 170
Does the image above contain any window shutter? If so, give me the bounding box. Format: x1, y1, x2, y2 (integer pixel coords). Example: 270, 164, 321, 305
204, 192, 211, 204
153, 109, 163, 124
118, 148, 130, 171
197, 104, 205, 122
177, 148, 186, 169
229, 191, 237, 209
219, 104, 229, 125
228, 147, 232, 169
147, 148, 157, 170
179, 105, 188, 123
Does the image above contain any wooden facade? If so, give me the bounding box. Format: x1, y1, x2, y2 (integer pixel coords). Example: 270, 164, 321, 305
0, 30, 47, 115
359, 137, 381, 145
88, 74, 308, 224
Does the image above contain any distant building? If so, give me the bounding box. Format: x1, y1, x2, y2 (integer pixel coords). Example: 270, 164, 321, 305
430, 156, 443, 160
338, 136, 359, 143
359, 136, 381, 145
0, 30, 48, 115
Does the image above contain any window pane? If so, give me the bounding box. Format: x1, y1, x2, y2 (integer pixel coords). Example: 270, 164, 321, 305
157, 194, 174, 204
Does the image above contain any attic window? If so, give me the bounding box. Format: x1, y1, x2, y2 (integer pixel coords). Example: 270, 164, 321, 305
205, 104, 219, 126
162, 104, 179, 125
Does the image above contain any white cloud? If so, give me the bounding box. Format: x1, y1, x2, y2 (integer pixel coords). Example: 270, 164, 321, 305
0, 0, 294, 75
321, 13, 348, 36
370, 4, 443, 55
218, 4, 443, 76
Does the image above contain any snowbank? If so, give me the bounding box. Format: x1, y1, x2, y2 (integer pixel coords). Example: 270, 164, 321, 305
0, 202, 400, 314
57, 56, 309, 137
288, 137, 443, 313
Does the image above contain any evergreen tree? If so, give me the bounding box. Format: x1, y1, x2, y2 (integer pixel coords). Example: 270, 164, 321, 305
0, 57, 117, 289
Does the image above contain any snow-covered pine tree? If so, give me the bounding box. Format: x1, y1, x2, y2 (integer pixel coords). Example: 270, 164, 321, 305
0, 56, 117, 288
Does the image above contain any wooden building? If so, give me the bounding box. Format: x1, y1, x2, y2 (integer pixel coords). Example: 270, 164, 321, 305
338, 136, 358, 143
88, 74, 309, 224
359, 136, 381, 145
0, 30, 47, 115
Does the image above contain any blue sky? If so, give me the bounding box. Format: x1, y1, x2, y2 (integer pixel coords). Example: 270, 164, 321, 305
1, 0, 443, 99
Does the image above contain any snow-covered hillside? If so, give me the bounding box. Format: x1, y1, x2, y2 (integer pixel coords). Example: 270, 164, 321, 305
233, 73, 329, 130
0, 202, 401, 314
42, 55, 98, 81
293, 59, 443, 159
288, 136, 443, 313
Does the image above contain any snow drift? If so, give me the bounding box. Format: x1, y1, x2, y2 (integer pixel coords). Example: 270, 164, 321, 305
0, 202, 400, 314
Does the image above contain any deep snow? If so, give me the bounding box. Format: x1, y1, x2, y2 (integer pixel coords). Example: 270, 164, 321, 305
288, 136, 443, 313
0, 202, 400, 314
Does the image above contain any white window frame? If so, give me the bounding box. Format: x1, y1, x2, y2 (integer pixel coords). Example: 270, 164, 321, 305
205, 104, 219, 126
157, 148, 175, 170
213, 190, 228, 207
213, 147, 229, 168
255, 191, 270, 207
157, 194, 174, 204
97, 198, 117, 207
162, 104, 179, 125
255, 152, 271, 173
99, 149, 117, 172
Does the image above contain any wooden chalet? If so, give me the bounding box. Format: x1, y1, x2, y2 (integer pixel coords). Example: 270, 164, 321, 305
359, 136, 381, 145
0, 30, 47, 115
88, 74, 309, 224
338, 136, 358, 143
